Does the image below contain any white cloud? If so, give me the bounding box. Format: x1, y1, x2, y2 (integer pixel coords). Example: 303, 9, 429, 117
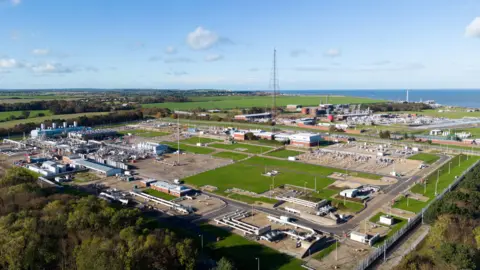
204, 54, 223, 62
186, 27, 219, 50
290, 49, 307, 57
324, 48, 341, 57
32, 49, 50, 56
465, 17, 480, 38
31, 63, 73, 74
165, 46, 177, 54
0, 58, 19, 68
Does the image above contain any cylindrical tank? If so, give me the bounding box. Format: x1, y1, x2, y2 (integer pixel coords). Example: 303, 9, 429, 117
52, 123, 57, 129
73, 121, 78, 127
40, 123, 45, 130
63, 122, 67, 128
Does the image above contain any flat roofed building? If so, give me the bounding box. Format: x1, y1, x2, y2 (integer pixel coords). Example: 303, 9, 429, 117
234, 112, 272, 121
151, 181, 192, 197
72, 159, 122, 176
289, 133, 322, 147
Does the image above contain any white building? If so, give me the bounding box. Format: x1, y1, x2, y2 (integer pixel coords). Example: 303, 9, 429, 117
289, 133, 322, 147
379, 215, 394, 226
137, 142, 169, 155
339, 189, 358, 198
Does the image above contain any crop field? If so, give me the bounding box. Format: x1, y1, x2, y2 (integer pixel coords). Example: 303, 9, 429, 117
410, 155, 479, 198
209, 143, 273, 154
0, 110, 52, 121
119, 129, 169, 137
143, 188, 177, 201
212, 151, 249, 161
183, 156, 353, 194
0, 112, 110, 128
266, 149, 303, 158
407, 153, 440, 164
143, 95, 383, 110
162, 141, 215, 154
180, 136, 223, 144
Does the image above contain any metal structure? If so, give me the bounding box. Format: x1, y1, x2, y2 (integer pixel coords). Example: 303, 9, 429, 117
270, 49, 279, 122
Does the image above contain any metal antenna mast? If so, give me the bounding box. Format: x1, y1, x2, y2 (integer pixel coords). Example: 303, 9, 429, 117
271, 49, 278, 122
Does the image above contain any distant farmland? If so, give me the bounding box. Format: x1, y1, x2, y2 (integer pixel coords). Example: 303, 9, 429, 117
142, 95, 384, 110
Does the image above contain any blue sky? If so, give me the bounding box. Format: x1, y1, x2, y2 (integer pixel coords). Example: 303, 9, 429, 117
1, 0, 480, 90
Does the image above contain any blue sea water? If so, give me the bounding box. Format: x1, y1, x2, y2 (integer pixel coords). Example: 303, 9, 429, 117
271, 90, 480, 108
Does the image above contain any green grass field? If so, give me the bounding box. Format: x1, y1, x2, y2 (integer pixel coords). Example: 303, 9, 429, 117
212, 151, 250, 161
393, 196, 427, 213
300, 188, 339, 202
0, 112, 110, 128
143, 95, 383, 110
410, 155, 479, 198
184, 156, 345, 194
331, 199, 365, 212
73, 172, 99, 183
266, 149, 303, 158
119, 129, 170, 137
181, 136, 223, 144
209, 143, 273, 154
407, 153, 440, 164
368, 212, 408, 246
200, 224, 304, 270
227, 193, 278, 205
162, 141, 216, 154
143, 188, 177, 201
313, 240, 339, 261
0, 110, 52, 121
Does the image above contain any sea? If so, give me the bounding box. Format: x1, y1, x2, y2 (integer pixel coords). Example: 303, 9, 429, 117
267, 89, 480, 108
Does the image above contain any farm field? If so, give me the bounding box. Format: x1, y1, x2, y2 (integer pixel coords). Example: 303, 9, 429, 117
0, 112, 110, 128
212, 151, 249, 161
266, 149, 303, 158
184, 156, 353, 194
181, 136, 223, 144
143, 188, 177, 201
162, 141, 216, 154
407, 153, 440, 164
209, 142, 273, 154
119, 129, 169, 137
410, 155, 479, 198
143, 95, 384, 110
0, 110, 52, 121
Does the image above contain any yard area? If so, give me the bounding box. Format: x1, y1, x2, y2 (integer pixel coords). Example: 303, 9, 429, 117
119, 129, 170, 137
227, 193, 278, 205
200, 224, 304, 270
212, 151, 250, 161
209, 143, 273, 154
184, 156, 341, 194
143, 188, 177, 201
73, 172, 100, 183
407, 153, 440, 164
393, 196, 428, 213
368, 212, 408, 246
162, 141, 216, 154
410, 155, 479, 198
266, 149, 303, 158
181, 136, 223, 144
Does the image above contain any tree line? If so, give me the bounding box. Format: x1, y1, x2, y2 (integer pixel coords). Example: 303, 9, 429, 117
362, 102, 432, 113
396, 159, 480, 270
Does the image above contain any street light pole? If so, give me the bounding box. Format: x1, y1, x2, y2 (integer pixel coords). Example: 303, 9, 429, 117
449, 162, 451, 174
255, 257, 260, 270
199, 234, 203, 250
435, 170, 442, 196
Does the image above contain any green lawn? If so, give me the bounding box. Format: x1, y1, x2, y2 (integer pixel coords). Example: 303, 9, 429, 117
407, 153, 440, 164
0, 112, 110, 129
300, 188, 339, 202
313, 240, 339, 261
209, 143, 273, 154
266, 149, 303, 158
393, 196, 428, 213
331, 199, 364, 212
369, 212, 408, 247
410, 155, 479, 198
143, 95, 384, 110
162, 141, 215, 154
184, 156, 337, 194
200, 224, 304, 270
73, 172, 99, 183
143, 188, 177, 201
0, 110, 52, 121
181, 136, 223, 144
227, 193, 278, 205
212, 151, 250, 161
119, 129, 170, 137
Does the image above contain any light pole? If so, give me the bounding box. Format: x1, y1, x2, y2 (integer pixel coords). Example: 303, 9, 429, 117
435, 169, 442, 196
199, 234, 203, 251
449, 162, 451, 174
255, 257, 260, 270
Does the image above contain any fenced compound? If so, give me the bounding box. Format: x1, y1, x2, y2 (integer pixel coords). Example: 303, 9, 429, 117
354, 159, 480, 270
